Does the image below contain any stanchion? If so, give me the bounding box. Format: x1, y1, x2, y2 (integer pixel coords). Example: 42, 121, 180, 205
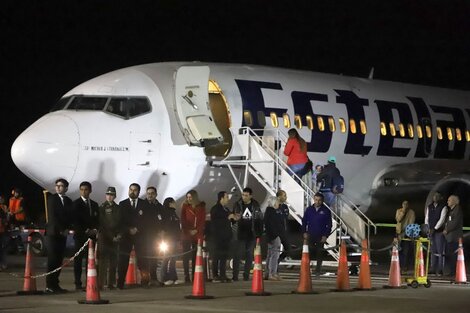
203, 240, 213, 282
292, 239, 317, 294
17, 235, 44, 295
78, 240, 109, 304
246, 237, 271, 296
185, 239, 214, 299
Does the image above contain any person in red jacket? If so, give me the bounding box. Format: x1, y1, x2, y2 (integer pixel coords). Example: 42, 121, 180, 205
284, 128, 309, 178
180, 190, 206, 282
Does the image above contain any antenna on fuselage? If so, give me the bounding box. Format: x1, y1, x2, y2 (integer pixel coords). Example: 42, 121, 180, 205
368, 67, 375, 79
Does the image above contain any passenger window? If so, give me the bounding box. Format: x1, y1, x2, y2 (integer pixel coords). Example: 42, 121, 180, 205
447, 127, 454, 141
270, 112, 278, 128
328, 117, 336, 132
425, 125, 432, 138
389, 123, 396, 137
466, 130, 470, 142
306, 115, 314, 130
69, 96, 107, 111
317, 117, 325, 131
349, 119, 357, 134
283, 113, 291, 128
339, 118, 346, 133
294, 115, 302, 129
380, 122, 387, 136
243, 110, 253, 126
107, 97, 151, 119
456, 128, 462, 141
398, 123, 405, 137
416, 125, 423, 139
407, 124, 414, 138
360, 120, 367, 134
257, 111, 266, 127
436, 127, 443, 140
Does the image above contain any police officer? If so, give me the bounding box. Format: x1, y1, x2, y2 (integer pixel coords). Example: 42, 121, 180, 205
98, 187, 122, 290
71, 181, 99, 290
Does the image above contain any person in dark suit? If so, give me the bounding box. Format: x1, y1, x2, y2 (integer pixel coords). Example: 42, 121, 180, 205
45, 178, 73, 293
146, 186, 165, 282
117, 183, 153, 288
443, 195, 463, 277
71, 181, 99, 290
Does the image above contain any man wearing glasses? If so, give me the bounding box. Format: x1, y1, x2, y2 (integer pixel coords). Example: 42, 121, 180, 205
45, 178, 72, 293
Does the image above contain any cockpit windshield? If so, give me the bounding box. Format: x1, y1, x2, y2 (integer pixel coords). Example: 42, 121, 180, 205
50, 95, 151, 119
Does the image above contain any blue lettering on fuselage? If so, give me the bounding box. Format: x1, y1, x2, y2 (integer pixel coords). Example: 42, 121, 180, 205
235, 79, 468, 159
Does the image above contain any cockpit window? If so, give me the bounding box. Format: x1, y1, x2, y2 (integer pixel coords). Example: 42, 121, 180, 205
68, 97, 108, 111
50, 96, 71, 112
106, 97, 151, 119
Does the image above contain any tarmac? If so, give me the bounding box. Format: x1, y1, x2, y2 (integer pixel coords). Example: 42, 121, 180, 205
0, 255, 469, 313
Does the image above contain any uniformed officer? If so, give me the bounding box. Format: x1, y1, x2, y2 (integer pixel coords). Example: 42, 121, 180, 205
98, 187, 122, 290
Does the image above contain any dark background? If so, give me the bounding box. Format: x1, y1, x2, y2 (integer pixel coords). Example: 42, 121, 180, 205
1, 1, 469, 222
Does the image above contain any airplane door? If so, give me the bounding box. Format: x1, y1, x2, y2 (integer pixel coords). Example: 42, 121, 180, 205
129, 132, 160, 170
174, 66, 223, 146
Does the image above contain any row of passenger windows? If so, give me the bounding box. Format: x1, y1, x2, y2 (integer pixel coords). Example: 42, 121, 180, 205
243, 110, 470, 142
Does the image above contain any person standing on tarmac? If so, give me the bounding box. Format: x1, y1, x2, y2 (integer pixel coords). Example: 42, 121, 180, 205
8, 188, 26, 227
0, 195, 8, 271
45, 178, 73, 293
146, 186, 165, 282
425, 192, 447, 276
98, 187, 122, 290
117, 183, 153, 288
302, 192, 332, 276
210, 191, 234, 283
395, 200, 416, 273
264, 196, 287, 281
443, 195, 463, 277
276, 189, 290, 263
232, 187, 263, 281
161, 197, 183, 286
181, 190, 206, 283
71, 181, 99, 291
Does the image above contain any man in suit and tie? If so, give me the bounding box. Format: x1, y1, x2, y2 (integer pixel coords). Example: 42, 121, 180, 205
71, 181, 99, 290
117, 183, 153, 288
45, 178, 73, 293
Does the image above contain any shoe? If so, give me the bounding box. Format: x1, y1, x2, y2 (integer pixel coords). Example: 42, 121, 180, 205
174, 280, 184, 285
274, 274, 283, 281
75, 285, 85, 291
232, 276, 239, 282
108, 285, 116, 290
268, 275, 280, 281
164, 280, 174, 286
117, 284, 124, 290
212, 276, 222, 283
184, 276, 191, 283
56, 286, 68, 293
45, 288, 56, 294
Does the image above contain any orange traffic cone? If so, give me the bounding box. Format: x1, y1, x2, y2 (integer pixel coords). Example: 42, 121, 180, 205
417, 242, 425, 278
246, 237, 271, 296
355, 239, 373, 290
185, 239, 214, 299
125, 247, 140, 287
332, 240, 352, 291
17, 235, 44, 295
78, 240, 109, 304
453, 238, 468, 284
383, 243, 406, 289
203, 240, 213, 282
292, 239, 317, 294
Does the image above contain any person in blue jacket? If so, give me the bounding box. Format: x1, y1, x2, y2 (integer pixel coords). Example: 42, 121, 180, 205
302, 192, 332, 275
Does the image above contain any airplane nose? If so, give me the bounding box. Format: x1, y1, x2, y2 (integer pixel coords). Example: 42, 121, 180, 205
11, 114, 80, 185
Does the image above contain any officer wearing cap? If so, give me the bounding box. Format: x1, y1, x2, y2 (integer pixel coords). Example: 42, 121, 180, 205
317, 156, 341, 207
98, 187, 122, 290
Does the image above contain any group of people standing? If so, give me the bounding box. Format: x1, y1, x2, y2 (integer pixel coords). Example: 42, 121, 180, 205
395, 192, 464, 277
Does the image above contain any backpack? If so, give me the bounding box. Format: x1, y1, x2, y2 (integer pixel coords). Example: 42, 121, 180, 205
332, 174, 344, 194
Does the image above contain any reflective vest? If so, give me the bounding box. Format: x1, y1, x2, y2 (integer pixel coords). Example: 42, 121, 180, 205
9, 197, 25, 221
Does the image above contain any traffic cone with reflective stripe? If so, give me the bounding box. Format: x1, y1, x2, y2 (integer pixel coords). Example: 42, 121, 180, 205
17, 235, 44, 295
125, 247, 139, 287
453, 238, 467, 284
383, 242, 406, 289
332, 240, 352, 291
417, 241, 425, 278
78, 240, 109, 304
292, 239, 317, 294
203, 240, 213, 282
355, 239, 373, 290
185, 239, 214, 299
246, 237, 271, 296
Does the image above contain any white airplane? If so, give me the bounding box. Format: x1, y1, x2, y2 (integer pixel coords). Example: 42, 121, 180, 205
10, 62, 470, 224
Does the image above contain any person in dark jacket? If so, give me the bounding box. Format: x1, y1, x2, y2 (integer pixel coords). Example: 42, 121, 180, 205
98, 187, 122, 290
425, 192, 447, 276
146, 186, 165, 282
317, 156, 341, 207
71, 181, 99, 290
210, 191, 234, 283
160, 197, 183, 285
443, 195, 463, 277
232, 187, 262, 281
45, 178, 73, 293
302, 192, 332, 275
264, 196, 288, 281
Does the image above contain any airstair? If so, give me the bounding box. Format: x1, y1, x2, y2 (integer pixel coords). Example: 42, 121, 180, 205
214, 127, 376, 263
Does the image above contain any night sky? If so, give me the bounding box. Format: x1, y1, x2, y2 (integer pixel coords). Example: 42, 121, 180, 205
1, 1, 469, 218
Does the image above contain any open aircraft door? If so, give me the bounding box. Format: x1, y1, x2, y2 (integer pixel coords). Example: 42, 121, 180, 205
174, 66, 223, 147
